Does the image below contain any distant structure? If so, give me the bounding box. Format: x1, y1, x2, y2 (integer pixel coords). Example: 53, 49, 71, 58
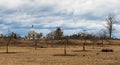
28, 25, 42, 40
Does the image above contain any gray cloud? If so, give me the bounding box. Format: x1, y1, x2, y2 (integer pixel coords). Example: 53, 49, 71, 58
0, 0, 120, 37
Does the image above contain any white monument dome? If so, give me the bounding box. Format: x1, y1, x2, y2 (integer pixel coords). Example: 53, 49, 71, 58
28, 25, 37, 40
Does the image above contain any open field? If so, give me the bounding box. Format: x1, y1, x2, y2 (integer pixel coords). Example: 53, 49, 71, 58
0, 45, 120, 65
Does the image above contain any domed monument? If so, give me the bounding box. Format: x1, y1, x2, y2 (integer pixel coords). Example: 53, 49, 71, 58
28, 25, 42, 40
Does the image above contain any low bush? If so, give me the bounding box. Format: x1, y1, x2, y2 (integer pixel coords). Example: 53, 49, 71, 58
101, 48, 113, 52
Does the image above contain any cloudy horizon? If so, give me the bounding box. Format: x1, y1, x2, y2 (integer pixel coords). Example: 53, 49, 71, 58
0, 0, 120, 38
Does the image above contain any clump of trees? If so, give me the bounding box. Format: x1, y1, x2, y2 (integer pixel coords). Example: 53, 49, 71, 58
46, 31, 55, 47
46, 27, 69, 55
0, 13, 119, 55
46, 27, 63, 44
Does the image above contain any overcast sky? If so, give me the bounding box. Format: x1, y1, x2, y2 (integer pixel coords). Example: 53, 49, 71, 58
0, 0, 120, 37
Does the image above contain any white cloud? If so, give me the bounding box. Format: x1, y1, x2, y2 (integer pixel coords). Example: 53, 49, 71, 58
0, 0, 120, 37
0, 24, 8, 29
0, 0, 23, 8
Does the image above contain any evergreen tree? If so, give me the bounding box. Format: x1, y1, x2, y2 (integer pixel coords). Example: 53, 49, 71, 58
54, 27, 63, 40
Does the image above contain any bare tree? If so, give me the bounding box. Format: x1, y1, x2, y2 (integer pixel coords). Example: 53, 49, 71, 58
80, 31, 88, 51
62, 37, 68, 55
34, 33, 43, 50
4, 32, 15, 53
43, 37, 47, 47
12, 32, 21, 45
98, 29, 108, 46
89, 34, 98, 49
46, 31, 55, 47
106, 14, 117, 39
34, 39, 39, 50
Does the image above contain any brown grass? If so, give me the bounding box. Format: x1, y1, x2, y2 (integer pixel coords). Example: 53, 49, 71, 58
0, 39, 120, 65
53, 54, 77, 56
0, 45, 119, 65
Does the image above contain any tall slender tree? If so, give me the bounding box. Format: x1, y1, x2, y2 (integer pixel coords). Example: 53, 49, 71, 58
106, 14, 117, 39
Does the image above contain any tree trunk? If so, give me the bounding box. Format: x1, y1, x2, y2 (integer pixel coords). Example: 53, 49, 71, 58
35, 41, 37, 50
6, 37, 12, 53
45, 39, 48, 48
101, 39, 104, 46
83, 39, 86, 51
92, 42, 95, 49
64, 39, 68, 55
51, 39, 54, 47
6, 43, 9, 53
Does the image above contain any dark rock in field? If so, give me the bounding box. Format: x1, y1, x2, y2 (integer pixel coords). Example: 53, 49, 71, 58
83, 55, 85, 57
101, 48, 113, 52
39, 46, 47, 48
96, 52, 99, 55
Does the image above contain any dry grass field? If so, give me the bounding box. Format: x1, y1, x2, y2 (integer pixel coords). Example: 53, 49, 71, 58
0, 45, 120, 65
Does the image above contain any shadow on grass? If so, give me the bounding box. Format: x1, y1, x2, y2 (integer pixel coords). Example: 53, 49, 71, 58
53, 54, 77, 56
0, 52, 22, 54
73, 50, 92, 52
